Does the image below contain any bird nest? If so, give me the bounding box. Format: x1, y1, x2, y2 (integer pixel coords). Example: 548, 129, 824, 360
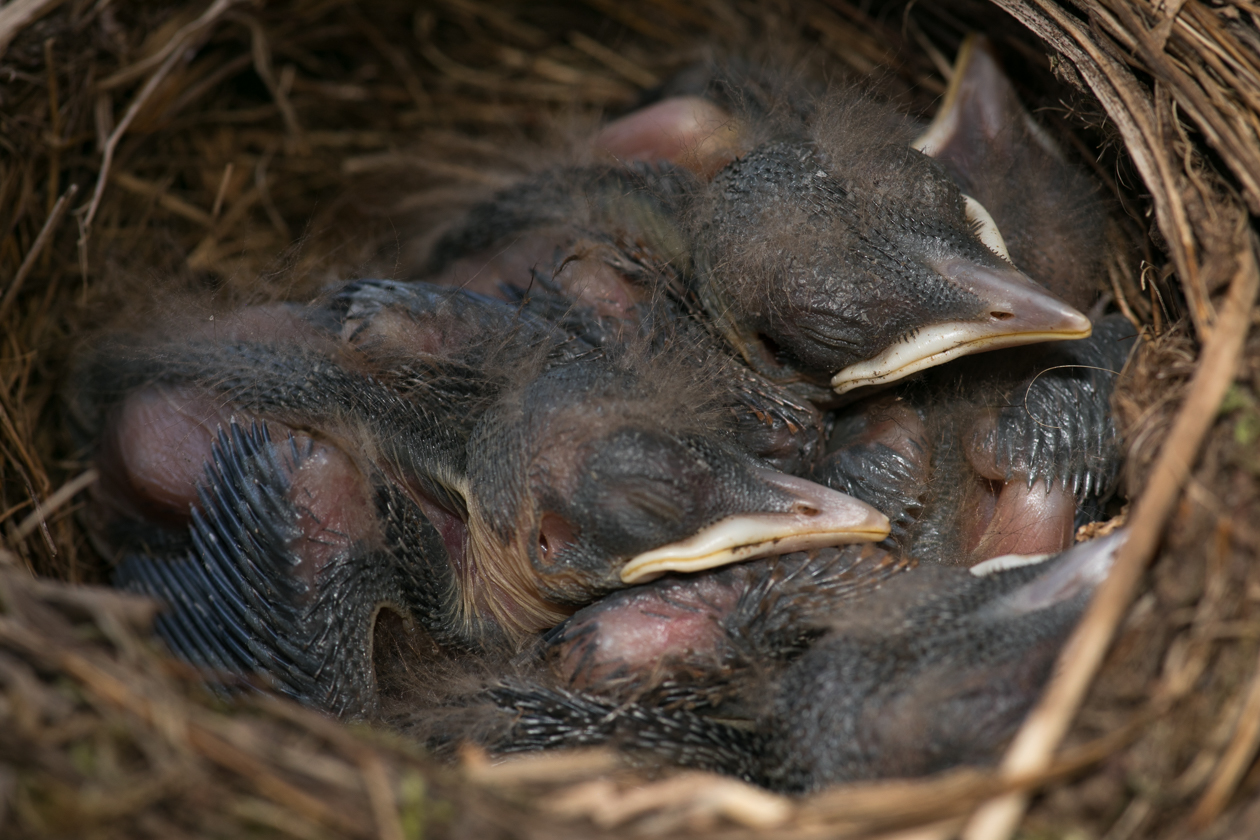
1, 0, 1258, 838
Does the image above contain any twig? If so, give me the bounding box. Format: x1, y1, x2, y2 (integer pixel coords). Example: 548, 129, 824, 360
9, 469, 98, 544
962, 236, 1259, 840
1187, 641, 1260, 827
1, 620, 373, 839
345, 7, 431, 113
211, 163, 235, 219
992, 0, 1207, 337
358, 752, 405, 840
416, 36, 632, 103
43, 37, 61, 230
1100, 0, 1260, 214
187, 726, 370, 838
186, 185, 262, 272
81, 0, 240, 238
433, 0, 548, 47
97, 0, 244, 91
0, 183, 77, 324
232, 12, 305, 146
111, 172, 214, 227
568, 31, 660, 88
577, 0, 684, 44
254, 149, 290, 240
340, 152, 514, 186
0, 0, 65, 58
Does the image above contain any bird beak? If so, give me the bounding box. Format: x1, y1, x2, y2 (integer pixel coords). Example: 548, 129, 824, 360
911, 33, 1062, 170
978, 528, 1127, 617
619, 472, 890, 584
830, 261, 1092, 396
910, 36, 993, 160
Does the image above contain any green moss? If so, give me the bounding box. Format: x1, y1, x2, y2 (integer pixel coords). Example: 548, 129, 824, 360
1218, 383, 1256, 415
398, 770, 428, 840
1235, 410, 1260, 447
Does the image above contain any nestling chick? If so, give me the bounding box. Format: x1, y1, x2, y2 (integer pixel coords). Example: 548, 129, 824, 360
814, 314, 1135, 564
689, 103, 1091, 397
465, 531, 1126, 791
813, 38, 1136, 564
913, 35, 1106, 312
78, 282, 886, 716
78, 287, 550, 714
336, 283, 889, 632
438, 339, 890, 639
425, 72, 1093, 404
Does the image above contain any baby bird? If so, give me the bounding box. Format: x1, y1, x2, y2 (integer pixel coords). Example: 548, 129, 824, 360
78, 282, 886, 715
812, 37, 1136, 564
456, 531, 1126, 791
425, 74, 1092, 405
446, 337, 890, 640
688, 103, 1090, 398
913, 35, 1106, 312
766, 530, 1125, 788
814, 314, 1135, 565
78, 286, 554, 714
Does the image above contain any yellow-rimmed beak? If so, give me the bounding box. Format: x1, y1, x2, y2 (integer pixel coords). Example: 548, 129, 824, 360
620, 471, 889, 584
831, 260, 1091, 396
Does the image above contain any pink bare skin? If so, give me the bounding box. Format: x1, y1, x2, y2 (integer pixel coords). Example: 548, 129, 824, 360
93, 306, 341, 530
95, 386, 230, 527
280, 434, 380, 591
429, 232, 646, 325
552, 568, 750, 691
965, 479, 1076, 563
963, 413, 1076, 563
96, 384, 381, 592
549, 240, 644, 321
594, 95, 743, 177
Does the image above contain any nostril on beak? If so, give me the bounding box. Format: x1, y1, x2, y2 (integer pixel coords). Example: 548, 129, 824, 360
990, 310, 1015, 321
793, 503, 821, 517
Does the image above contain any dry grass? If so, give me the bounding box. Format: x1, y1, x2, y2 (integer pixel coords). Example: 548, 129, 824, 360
1, 1, 1258, 838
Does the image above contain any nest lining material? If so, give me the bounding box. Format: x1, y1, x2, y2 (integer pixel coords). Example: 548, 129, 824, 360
1, 0, 1259, 838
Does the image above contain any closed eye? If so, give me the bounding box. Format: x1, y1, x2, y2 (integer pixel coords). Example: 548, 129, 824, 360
622, 485, 686, 526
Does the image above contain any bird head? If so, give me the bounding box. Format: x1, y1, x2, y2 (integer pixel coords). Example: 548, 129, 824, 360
912, 35, 1107, 312
458, 351, 889, 639
692, 132, 1091, 397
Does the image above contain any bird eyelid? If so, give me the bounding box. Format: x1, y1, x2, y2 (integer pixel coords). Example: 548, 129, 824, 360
792, 316, 865, 352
